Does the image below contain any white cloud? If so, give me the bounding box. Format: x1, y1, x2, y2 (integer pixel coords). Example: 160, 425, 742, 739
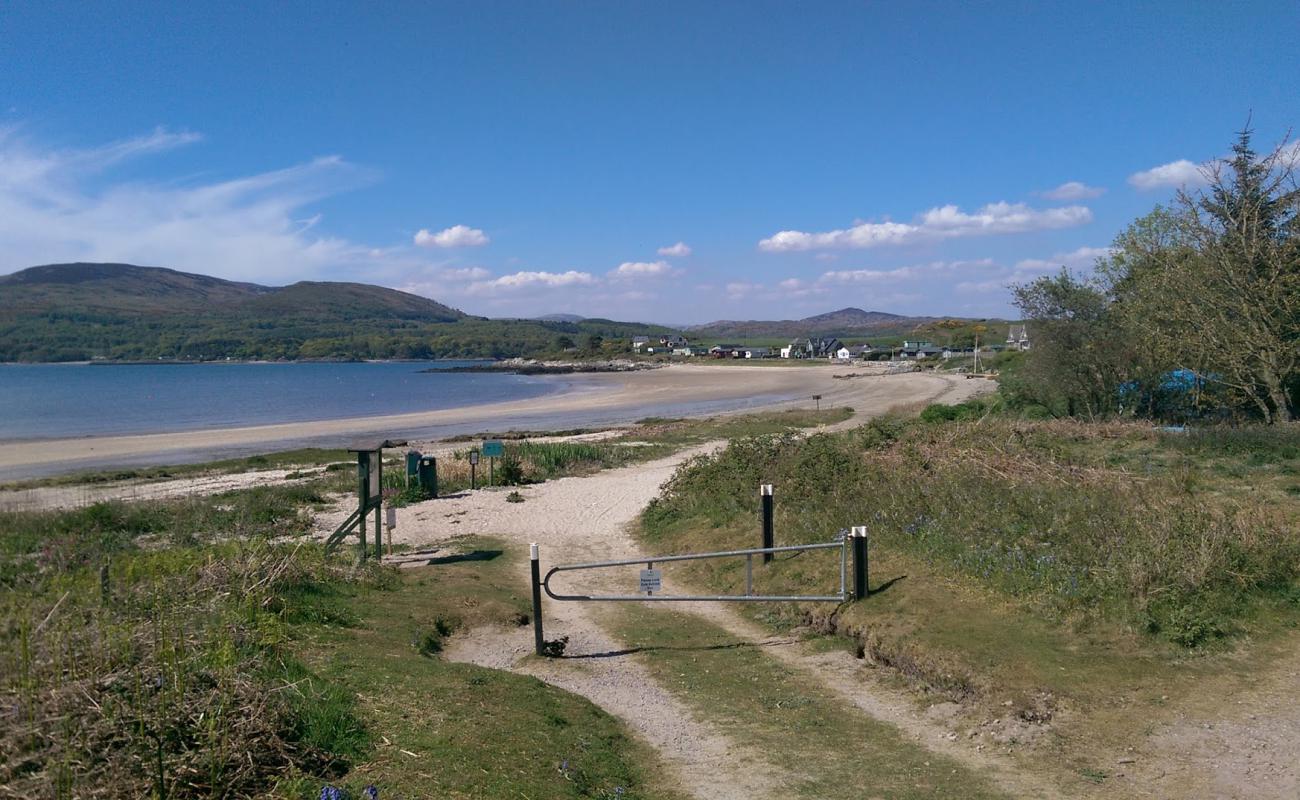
0, 127, 408, 283
758, 201, 1092, 251
438, 266, 492, 281
1039, 181, 1105, 201
611, 260, 677, 278
725, 281, 763, 298
818, 266, 918, 284
1128, 159, 1208, 191
414, 224, 490, 248
656, 241, 692, 257
466, 270, 596, 294
1013, 246, 1113, 273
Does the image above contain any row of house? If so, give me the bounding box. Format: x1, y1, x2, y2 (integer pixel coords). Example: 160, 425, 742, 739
630, 326, 1031, 360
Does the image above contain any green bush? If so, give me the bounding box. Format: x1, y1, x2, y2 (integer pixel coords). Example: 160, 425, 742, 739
644, 420, 1300, 647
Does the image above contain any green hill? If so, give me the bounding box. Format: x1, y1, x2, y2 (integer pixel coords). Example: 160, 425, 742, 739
689, 306, 942, 339
0, 263, 668, 362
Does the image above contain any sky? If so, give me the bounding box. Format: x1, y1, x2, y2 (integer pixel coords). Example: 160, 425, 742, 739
2, 1, 1298, 324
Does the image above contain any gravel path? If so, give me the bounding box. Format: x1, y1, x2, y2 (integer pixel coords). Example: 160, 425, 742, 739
374, 373, 1038, 798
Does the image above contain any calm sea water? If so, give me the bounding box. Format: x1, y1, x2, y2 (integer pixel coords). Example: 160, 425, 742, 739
0, 362, 562, 440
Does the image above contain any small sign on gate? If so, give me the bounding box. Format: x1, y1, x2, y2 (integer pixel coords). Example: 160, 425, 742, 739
639, 569, 662, 594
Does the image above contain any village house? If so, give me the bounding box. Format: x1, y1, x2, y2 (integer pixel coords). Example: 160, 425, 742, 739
897, 339, 943, 359
782, 336, 842, 359
631, 335, 651, 351
743, 347, 771, 359
1007, 324, 1031, 351
660, 334, 689, 348
710, 344, 744, 358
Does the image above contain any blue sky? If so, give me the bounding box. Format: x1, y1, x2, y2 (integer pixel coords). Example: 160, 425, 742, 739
2, 1, 1297, 323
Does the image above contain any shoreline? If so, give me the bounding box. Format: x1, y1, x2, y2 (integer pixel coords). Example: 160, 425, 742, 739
0, 364, 904, 480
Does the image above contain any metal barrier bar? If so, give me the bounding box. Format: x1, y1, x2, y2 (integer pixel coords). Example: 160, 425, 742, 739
548, 540, 843, 572
541, 540, 849, 603
530, 534, 867, 655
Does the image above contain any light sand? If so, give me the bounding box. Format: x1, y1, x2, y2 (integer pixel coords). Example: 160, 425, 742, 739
0, 363, 979, 480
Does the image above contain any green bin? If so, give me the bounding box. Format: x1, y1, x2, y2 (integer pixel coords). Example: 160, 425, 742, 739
418, 456, 438, 498
405, 450, 422, 487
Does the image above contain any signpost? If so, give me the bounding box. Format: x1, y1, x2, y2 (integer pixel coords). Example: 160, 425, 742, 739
813, 394, 823, 412
483, 440, 504, 485
324, 439, 407, 560
639, 568, 662, 595
469, 449, 480, 489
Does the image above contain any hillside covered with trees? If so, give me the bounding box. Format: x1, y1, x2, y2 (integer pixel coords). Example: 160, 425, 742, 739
0, 263, 675, 362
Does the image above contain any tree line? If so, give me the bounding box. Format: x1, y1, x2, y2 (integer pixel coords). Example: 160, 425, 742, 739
1007, 127, 1299, 423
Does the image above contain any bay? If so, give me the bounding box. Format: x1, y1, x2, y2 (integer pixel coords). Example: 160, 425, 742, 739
0, 361, 561, 441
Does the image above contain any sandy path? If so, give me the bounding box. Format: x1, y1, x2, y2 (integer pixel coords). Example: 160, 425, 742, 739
352, 373, 1033, 798
0, 363, 910, 479
1124, 641, 1300, 799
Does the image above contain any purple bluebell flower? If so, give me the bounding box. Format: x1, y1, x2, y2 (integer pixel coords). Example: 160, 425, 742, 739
319, 786, 345, 800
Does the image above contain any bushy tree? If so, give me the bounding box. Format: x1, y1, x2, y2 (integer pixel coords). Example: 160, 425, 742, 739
1013, 126, 1299, 423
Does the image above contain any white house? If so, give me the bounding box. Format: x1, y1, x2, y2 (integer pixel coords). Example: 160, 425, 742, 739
779, 345, 794, 358
834, 346, 852, 360
744, 347, 771, 359
1007, 325, 1031, 351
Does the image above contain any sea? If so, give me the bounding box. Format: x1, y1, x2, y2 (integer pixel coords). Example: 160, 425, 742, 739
0, 361, 562, 441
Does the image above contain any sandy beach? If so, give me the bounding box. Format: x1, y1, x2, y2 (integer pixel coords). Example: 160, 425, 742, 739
0, 364, 983, 481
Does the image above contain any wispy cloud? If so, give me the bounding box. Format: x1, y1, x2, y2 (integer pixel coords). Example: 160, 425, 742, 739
466, 270, 596, 294
758, 201, 1092, 252
656, 241, 691, 257
414, 224, 490, 248
1038, 181, 1105, 201
1128, 159, 1208, 191
0, 126, 409, 283
610, 260, 678, 279
1013, 246, 1112, 273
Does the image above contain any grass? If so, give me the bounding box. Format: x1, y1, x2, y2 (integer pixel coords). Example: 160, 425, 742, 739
632, 411, 1300, 770
642, 415, 1300, 648
286, 536, 689, 800
1, 534, 390, 798
0, 448, 352, 491
604, 605, 1007, 799
383, 408, 854, 501
1, 470, 688, 799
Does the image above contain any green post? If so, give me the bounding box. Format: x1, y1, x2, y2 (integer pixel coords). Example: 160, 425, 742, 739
358, 453, 369, 560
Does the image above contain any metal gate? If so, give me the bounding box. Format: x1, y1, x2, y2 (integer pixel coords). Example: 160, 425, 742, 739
528, 528, 869, 656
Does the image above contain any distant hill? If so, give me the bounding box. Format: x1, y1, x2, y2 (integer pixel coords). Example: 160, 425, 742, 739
0, 263, 669, 362
534, 313, 585, 323
690, 307, 942, 339
0, 263, 463, 322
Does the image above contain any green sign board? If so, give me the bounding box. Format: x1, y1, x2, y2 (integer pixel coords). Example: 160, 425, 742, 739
482, 440, 504, 458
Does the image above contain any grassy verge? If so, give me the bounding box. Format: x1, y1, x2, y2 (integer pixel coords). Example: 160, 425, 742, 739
388, 408, 854, 503
632, 411, 1300, 767
1, 533, 387, 797
1, 448, 352, 491
286, 536, 689, 800
604, 605, 1006, 799
2, 479, 688, 799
